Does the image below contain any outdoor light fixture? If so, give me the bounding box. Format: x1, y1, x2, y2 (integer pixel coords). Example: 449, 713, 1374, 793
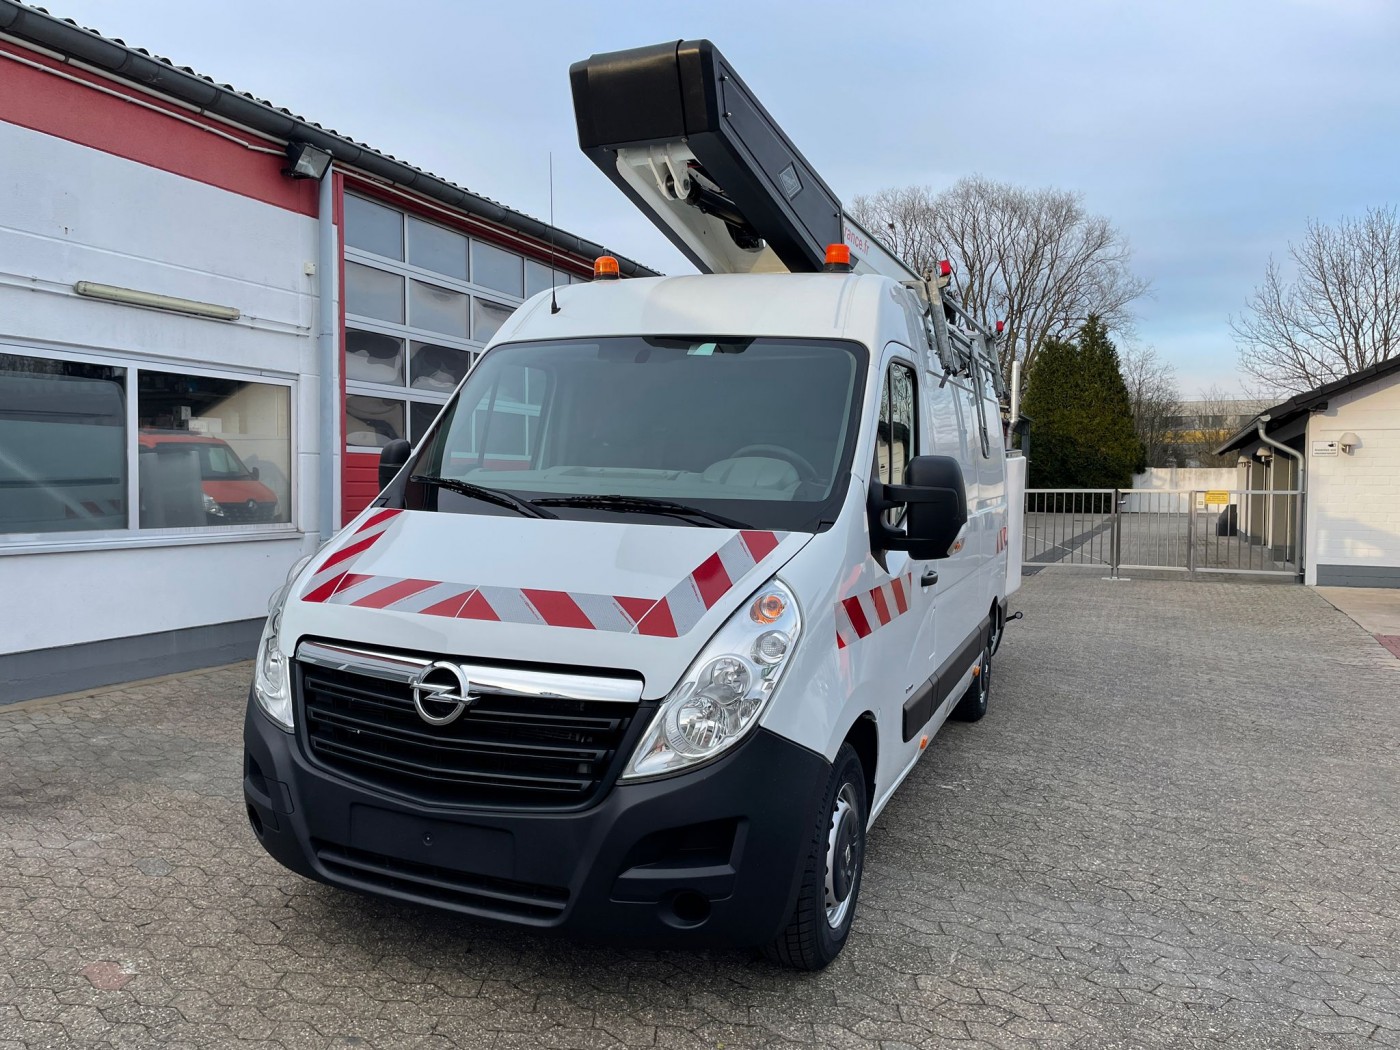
1339, 432, 1360, 454
73, 282, 240, 321
284, 141, 332, 180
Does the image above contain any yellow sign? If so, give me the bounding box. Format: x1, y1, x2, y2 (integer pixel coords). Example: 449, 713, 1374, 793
1204, 490, 1230, 505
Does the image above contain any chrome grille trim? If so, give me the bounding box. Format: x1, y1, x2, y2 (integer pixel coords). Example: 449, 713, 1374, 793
295, 640, 643, 704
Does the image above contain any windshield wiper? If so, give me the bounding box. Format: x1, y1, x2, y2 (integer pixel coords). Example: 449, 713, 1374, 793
410, 475, 557, 519
533, 494, 751, 529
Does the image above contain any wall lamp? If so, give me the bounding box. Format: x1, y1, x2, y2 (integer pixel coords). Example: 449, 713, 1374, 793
74, 282, 240, 321
284, 141, 332, 180
1339, 432, 1360, 454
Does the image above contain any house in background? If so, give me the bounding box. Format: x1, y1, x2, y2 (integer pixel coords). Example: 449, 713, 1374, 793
1217, 358, 1400, 588
0, 1, 656, 702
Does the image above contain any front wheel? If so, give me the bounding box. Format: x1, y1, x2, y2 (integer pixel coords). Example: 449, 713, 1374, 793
950, 625, 993, 722
764, 743, 867, 970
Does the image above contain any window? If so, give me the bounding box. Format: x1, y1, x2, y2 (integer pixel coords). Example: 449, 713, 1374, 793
345, 262, 404, 323
1, 350, 295, 540
407, 216, 467, 280
137, 370, 291, 528
413, 337, 867, 532
472, 241, 523, 297
525, 259, 559, 298
341, 193, 546, 452
345, 195, 403, 259
877, 361, 917, 526
0, 354, 127, 534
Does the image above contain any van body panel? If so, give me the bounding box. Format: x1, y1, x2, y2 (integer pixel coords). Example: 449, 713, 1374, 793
280, 510, 813, 700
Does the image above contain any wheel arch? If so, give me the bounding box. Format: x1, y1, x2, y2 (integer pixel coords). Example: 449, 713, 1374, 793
842, 712, 878, 808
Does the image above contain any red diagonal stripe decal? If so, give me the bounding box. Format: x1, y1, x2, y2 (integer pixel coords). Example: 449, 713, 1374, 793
842, 597, 872, 638
690, 553, 732, 609
740, 530, 780, 562
890, 575, 909, 615
319, 531, 385, 571
352, 578, 437, 609
616, 596, 656, 628
870, 585, 892, 626
302, 572, 347, 604
455, 590, 501, 621
420, 589, 476, 618
636, 599, 679, 638
355, 508, 400, 533
523, 589, 594, 630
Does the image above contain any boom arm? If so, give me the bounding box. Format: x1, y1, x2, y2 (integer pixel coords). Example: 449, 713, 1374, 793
570, 39, 1005, 394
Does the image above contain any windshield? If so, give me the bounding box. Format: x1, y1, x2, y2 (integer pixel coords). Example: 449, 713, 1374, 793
407, 336, 866, 531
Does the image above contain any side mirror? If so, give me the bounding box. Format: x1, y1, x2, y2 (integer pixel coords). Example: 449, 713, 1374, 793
379, 438, 412, 491
869, 454, 968, 561
249, 466, 260, 481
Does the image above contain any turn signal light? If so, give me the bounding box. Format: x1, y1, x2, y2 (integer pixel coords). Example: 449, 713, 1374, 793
822, 243, 852, 273
593, 255, 621, 280
751, 592, 787, 624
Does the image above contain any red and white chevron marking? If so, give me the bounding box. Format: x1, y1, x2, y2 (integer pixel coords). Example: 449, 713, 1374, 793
299, 512, 783, 639
835, 572, 913, 649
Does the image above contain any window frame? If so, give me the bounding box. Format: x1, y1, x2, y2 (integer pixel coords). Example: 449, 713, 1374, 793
0, 339, 299, 554
877, 355, 920, 529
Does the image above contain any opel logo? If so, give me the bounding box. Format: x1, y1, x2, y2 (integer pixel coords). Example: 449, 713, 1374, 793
410, 661, 477, 726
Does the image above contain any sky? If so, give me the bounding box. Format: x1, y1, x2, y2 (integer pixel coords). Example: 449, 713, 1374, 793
35, 0, 1400, 395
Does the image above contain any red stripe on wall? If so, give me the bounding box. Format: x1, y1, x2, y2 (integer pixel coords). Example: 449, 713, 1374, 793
0, 43, 318, 217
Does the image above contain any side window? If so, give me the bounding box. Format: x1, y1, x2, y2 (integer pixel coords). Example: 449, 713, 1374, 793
877, 360, 918, 526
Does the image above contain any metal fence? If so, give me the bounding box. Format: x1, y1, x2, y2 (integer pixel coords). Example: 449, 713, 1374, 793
1024, 488, 1302, 577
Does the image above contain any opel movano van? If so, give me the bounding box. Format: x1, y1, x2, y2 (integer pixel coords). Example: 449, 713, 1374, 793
244, 266, 1016, 968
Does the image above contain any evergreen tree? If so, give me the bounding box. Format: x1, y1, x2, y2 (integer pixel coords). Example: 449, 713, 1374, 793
1020, 316, 1145, 489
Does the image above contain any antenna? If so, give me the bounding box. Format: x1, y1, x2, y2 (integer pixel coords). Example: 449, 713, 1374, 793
548, 152, 560, 314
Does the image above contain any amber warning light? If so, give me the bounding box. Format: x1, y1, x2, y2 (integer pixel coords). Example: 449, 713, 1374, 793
593, 255, 621, 280
822, 243, 852, 273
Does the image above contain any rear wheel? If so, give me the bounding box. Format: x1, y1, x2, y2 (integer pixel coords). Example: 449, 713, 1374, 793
764, 743, 867, 970
950, 625, 993, 722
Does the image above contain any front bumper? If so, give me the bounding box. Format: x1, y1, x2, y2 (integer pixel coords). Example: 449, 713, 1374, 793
242, 691, 830, 947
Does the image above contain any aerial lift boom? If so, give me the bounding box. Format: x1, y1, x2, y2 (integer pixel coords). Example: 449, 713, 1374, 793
569, 39, 1006, 396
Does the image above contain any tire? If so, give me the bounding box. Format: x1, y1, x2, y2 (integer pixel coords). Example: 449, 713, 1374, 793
764, 743, 867, 970
950, 625, 993, 722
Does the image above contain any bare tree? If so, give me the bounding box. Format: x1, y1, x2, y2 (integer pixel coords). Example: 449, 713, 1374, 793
851, 176, 1149, 383
1232, 206, 1400, 395
1119, 344, 1180, 467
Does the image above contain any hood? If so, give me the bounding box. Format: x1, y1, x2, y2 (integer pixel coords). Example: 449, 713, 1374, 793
279, 508, 811, 698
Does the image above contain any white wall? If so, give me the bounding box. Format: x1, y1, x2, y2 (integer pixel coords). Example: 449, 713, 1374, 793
1131, 467, 1239, 492
0, 120, 325, 654
1305, 370, 1400, 586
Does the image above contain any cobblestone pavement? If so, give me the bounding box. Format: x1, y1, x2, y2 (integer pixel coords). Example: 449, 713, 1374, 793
3, 575, 1399, 1049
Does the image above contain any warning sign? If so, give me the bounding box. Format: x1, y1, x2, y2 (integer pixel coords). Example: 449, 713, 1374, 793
1204, 490, 1230, 505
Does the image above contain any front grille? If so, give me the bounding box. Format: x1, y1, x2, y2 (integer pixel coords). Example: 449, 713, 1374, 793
219, 501, 275, 524
313, 840, 568, 921
297, 660, 641, 809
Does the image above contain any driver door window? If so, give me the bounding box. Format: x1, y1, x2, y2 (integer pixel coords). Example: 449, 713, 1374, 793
877, 359, 917, 527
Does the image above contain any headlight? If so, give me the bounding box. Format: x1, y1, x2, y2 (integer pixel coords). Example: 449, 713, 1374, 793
253, 553, 313, 731
202, 492, 224, 517
623, 578, 802, 780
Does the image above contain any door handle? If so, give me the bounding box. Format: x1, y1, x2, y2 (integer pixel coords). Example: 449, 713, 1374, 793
921, 568, 939, 588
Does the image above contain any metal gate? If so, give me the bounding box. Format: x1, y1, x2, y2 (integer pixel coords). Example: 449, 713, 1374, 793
1023, 488, 1302, 577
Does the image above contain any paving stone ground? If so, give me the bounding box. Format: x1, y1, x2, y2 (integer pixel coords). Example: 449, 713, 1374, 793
3, 574, 1399, 1049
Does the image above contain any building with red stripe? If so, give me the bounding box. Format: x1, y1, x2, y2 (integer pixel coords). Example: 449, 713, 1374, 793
0, 2, 656, 702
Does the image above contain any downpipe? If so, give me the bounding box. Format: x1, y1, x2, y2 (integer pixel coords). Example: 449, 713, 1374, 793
1255, 415, 1304, 579
317, 165, 339, 543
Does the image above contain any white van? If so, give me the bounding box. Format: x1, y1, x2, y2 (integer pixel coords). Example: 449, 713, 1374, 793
244, 264, 1014, 968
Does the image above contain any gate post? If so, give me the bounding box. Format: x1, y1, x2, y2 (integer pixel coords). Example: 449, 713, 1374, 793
1110, 489, 1123, 579
1187, 491, 1197, 573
